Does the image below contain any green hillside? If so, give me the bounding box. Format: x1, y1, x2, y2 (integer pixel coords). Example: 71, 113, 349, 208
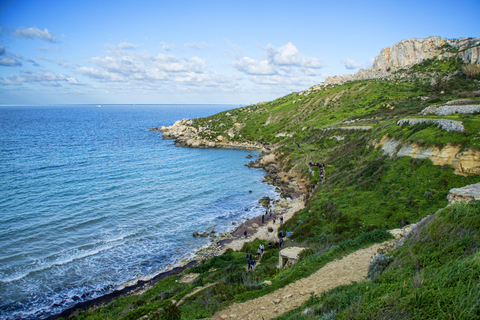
63, 55, 480, 319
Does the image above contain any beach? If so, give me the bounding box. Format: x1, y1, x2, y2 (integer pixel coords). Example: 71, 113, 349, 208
48, 141, 306, 319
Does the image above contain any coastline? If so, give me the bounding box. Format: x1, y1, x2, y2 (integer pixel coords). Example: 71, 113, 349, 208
49, 125, 305, 319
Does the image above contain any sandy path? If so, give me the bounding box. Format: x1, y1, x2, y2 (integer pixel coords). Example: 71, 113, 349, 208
222, 198, 305, 252
210, 241, 392, 320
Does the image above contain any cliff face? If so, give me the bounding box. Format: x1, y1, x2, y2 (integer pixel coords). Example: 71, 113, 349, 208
309, 36, 480, 90
373, 36, 480, 70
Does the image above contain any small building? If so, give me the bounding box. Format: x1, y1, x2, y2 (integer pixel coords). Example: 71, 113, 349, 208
278, 247, 307, 268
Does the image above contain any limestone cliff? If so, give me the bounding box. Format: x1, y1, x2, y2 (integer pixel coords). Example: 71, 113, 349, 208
372, 36, 480, 70
307, 36, 480, 90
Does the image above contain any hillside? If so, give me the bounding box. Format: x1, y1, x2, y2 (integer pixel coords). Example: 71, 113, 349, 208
67, 37, 480, 319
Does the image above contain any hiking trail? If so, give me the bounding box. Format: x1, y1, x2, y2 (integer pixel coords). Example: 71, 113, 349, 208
209, 240, 394, 319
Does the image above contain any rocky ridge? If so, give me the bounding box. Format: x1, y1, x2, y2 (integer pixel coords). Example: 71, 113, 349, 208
300, 36, 480, 93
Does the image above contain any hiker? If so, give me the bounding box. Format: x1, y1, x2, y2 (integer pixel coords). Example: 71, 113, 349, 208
275, 241, 279, 249
296, 141, 300, 148
244, 230, 247, 238
257, 247, 262, 258
247, 252, 252, 261
280, 238, 284, 248
250, 259, 256, 270
280, 216, 283, 224
268, 241, 272, 249
273, 217, 276, 224
262, 214, 265, 224
279, 230, 284, 239
260, 243, 265, 253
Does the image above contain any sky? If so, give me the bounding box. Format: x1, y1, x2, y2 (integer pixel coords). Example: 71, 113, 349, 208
0, 0, 479, 105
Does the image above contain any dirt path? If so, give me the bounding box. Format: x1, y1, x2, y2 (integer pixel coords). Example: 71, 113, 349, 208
210, 241, 392, 320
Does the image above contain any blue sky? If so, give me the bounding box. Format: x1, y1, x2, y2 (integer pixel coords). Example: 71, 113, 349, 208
1, 0, 479, 105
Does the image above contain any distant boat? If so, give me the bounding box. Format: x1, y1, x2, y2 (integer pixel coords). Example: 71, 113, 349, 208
97, 105, 101, 108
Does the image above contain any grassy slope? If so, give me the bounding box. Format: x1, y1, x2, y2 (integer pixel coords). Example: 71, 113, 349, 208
65, 57, 480, 319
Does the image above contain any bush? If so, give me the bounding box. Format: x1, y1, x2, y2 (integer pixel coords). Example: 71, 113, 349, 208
162, 302, 181, 320
367, 254, 391, 280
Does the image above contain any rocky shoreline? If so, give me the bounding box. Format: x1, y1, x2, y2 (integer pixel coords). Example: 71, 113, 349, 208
52, 120, 306, 319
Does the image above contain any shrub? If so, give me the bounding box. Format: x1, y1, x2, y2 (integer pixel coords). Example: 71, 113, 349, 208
462, 64, 480, 79
367, 253, 391, 280
162, 302, 181, 320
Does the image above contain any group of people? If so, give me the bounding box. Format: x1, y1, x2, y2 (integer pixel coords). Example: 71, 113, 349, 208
308, 162, 326, 193
262, 210, 283, 225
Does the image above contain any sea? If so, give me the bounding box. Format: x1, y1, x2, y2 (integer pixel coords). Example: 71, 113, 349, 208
0, 104, 277, 319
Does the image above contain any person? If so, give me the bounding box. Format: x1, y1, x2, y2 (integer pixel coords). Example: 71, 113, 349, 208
250, 259, 256, 270
268, 241, 272, 249
260, 243, 265, 253
257, 247, 262, 259
262, 214, 265, 224
280, 238, 284, 248
273, 217, 276, 224
244, 230, 247, 238
247, 252, 252, 261
296, 141, 300, 148
275, 241, 279, 249
280, 216, 283, 224
279, 230, 284, 239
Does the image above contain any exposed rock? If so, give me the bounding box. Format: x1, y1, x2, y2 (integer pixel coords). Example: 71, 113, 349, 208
397, 118, 465, 133
420, 102, 480, 116
192, 232, 199, 237
373, 36, 480, 70
309, 36, 480, 90
376, 135, 480, 176
448, 182, 480, 205
302, 308, 314, 316
246, 155, 252, 159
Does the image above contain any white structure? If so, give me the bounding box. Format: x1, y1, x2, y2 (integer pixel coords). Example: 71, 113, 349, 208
278, 247, 307, 268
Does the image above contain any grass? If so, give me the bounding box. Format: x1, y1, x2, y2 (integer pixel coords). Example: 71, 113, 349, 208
63, 56, 480, 319
275, 201, 480, 320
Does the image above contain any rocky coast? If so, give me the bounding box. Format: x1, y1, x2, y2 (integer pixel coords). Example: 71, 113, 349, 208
53, 121, 306, 319
155, 118, 306, 263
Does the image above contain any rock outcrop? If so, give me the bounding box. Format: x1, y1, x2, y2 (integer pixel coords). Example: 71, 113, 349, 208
306, 36, 480, 91
448, 182, 480, 205
376, 135, 480, 176
372, 36, 480, 70
397, 118, 465, 133
153, 119, 262, 150
420, 100, 480, 116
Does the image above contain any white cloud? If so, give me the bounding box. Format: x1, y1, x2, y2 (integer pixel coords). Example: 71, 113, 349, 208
0, 46, 22, 67
1, 71, 84, 86
342, 58, 361, 70
231, 42, 324, 90
75, 50, 236, 91
232, 57, 276, 75
117, 42, 139, 50
265, 42, 324, 68
233, 42, 323, 76
0, 57, 22, 66
160, 41, 177, 51
185, 42, 211, 50
13, 27, 57, 43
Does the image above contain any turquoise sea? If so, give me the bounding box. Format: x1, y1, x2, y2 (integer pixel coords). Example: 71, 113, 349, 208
0, 105, 276, 319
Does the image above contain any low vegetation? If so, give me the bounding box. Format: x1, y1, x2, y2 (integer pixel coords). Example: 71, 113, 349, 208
63, 54, 480, 319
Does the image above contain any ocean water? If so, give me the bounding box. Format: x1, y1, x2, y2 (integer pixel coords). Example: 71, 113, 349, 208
0, 105, 276, 319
